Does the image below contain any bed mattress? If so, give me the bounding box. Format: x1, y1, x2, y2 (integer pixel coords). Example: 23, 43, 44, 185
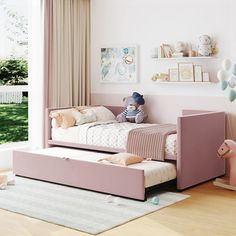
51, 121, 177, 156
32, 147, 177, 188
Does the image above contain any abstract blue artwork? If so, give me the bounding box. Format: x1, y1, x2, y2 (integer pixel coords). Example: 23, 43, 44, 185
100, 46, 137, 83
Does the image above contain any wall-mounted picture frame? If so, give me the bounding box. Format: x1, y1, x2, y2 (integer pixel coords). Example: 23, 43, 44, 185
178, 63, 194, 82
162, 44, 173, 58
202, 72, 210, 82
169, 68, 179, 82
100, 45, 138, 83
194, 65, 202, 82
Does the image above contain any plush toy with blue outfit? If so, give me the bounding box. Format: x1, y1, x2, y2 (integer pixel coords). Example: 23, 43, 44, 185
116, 92, 147, 124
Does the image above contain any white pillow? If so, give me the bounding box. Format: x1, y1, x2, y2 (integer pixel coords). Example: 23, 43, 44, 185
72, 109, 97, 125
51, 118, 59, 128
90, 106, 115, 121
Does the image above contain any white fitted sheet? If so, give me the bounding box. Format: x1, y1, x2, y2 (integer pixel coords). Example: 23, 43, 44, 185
31, 147, 176, 188
51, 121, 177, 156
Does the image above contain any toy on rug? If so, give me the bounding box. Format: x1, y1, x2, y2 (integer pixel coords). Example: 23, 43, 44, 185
105, 195, 113, 203
116, 92, 147, 124
0, 173, 16, 190
213, 139, 236, 190
105, 195, 121, 205
151, 196, 159, 205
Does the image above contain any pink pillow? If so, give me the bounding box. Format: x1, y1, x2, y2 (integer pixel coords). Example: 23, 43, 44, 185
98, 153, 144, 166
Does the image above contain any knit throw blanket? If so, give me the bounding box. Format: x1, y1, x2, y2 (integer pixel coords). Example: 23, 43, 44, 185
126, 124, 177, 161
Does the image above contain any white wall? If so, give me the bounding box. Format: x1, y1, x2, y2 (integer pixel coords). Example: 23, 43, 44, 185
91, 0, 236, 97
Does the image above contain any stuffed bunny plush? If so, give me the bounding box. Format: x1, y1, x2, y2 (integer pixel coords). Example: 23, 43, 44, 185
116, 92, 147, 124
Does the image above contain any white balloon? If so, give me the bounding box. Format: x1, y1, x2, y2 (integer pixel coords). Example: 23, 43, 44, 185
217, 69, 228, 81
228, 76, 236, 88
222, 59, 232, 71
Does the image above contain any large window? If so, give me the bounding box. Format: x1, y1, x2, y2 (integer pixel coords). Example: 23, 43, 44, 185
0, 0, 28, 144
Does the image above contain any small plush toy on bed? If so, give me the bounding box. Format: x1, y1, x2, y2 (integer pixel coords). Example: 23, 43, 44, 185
116, 92, 147, 124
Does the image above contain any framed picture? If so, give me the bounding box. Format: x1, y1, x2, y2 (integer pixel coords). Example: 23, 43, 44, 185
178, 63, 194, 82
169, 68, 179, 82
194, 65, 202, 82
100, 45, 138, 83
162, 44, 173, 58
202, 72, 210, 82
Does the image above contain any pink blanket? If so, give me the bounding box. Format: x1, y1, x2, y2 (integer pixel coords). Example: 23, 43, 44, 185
126, 124, 176, 161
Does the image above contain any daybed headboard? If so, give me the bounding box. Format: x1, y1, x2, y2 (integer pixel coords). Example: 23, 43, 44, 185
104, 106, 124, 117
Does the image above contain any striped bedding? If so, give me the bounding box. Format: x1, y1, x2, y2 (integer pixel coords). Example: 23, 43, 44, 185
126, 124, 177, 161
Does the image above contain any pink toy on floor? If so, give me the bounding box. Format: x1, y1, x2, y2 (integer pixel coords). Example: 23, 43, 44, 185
217, 139, 236, 186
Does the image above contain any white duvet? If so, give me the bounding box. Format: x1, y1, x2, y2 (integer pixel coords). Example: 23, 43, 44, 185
51, 120, 177, 156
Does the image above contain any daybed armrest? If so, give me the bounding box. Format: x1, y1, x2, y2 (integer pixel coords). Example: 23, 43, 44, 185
177, 111, 225, 190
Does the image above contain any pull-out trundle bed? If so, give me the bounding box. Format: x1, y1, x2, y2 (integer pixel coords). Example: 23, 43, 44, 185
13, 147, 176, 200
13, 108, 226, 201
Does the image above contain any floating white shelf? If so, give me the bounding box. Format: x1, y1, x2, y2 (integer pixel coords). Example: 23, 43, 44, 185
153, 56, 216, 61
154, 81, 212, 84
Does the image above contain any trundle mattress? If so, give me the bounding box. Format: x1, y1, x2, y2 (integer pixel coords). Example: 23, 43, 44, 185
32, 147, 177, 188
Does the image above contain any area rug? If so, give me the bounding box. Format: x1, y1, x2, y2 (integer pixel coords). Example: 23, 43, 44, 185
0, 177, 189, 235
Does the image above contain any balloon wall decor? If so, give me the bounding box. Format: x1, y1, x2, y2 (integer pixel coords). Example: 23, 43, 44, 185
217, 59, 236, 102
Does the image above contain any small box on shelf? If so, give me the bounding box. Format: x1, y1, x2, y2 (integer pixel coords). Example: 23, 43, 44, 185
202, 72, 210, 82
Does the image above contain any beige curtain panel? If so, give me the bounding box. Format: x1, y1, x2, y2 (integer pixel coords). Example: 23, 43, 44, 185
47, 0, 90, 107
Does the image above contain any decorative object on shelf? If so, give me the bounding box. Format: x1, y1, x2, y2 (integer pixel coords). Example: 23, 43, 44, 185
202, 72, 210, 82
178, 63, 194, 82
151, 73, 169, 82
211, 40, 218, 55
198, 35, 212, 56
217, 59, 236, 102
188, 43, 197, 57
194, 65, 202, 82
175, 41, 185, 53
172, 41, 186, 57
162, 44, 173, 58
169, 68, 179, 82
158, 45, 165, 58
100, 45, 138, 83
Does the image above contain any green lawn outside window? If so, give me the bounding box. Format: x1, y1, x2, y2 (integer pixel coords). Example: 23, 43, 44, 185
0, 97, 28, 144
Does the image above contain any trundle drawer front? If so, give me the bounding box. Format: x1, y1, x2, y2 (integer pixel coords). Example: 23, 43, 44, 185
13, 150, 145, 200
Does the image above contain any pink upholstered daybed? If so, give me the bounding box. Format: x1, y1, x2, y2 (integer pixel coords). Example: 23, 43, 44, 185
13, 106, 225, 201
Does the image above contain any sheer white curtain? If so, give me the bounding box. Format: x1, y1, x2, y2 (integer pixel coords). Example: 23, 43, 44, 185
47, 0, 91, 107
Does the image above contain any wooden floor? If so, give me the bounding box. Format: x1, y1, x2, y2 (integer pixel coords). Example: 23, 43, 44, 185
0, 181, 235, 236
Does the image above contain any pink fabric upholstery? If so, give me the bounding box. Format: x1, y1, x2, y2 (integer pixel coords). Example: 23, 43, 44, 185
13, 150, 145, 200
177, 111, 225, 189
42, 107, 226, 192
